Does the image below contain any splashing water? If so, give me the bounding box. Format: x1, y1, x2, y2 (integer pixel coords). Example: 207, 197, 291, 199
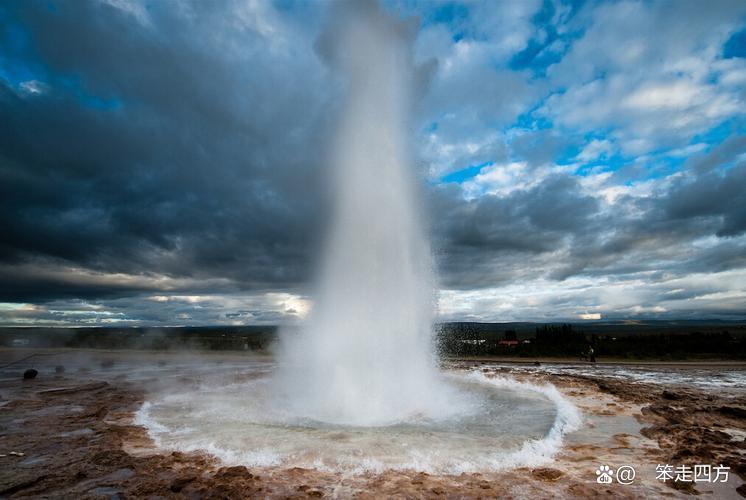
138, 3, 583, 473
275, 3, 463, 426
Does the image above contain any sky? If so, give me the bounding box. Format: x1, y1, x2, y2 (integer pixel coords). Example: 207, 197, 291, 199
1, 0, 746, 326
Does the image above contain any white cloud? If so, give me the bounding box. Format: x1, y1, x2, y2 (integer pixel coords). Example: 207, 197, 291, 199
437, 268, 746, 322
100, 0, 150, 25
460, 161, 533, 199
576, 138, 614, 162
19, 80, 48, 95
715, 58, 746, 87
622, 80, 702, 110
412, 1, 546, 180
668, 143, 708, 158
541, 1, 746, 155
0, 292, 311, 327
541, 72, 742, 155
421, 129, 506, 180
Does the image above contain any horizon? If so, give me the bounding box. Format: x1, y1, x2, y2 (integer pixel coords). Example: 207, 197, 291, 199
3, 317, 746, 330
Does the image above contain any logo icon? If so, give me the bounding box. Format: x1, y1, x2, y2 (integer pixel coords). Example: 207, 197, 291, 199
616, 465, 636, 485
596, 465, 614, 484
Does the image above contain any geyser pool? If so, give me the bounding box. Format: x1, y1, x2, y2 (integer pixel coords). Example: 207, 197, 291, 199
137, 363, 581, 474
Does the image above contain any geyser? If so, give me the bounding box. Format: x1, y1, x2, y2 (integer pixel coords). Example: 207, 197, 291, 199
275, 2, 456, 426
138, 2, 582, 474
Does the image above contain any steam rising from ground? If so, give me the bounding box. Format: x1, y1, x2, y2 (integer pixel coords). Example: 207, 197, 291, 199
275, 3, 460, 426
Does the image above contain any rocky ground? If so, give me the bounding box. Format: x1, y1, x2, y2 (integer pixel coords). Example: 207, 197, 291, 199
0, 351, 744, 498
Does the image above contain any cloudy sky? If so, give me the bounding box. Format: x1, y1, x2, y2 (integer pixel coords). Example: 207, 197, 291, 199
1, 0, 746, 326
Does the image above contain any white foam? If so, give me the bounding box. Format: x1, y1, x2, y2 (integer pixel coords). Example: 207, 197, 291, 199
135, 402, 283, 467
134, 401, 168, 436
461, 371, 583, 471
135, 370, 582, 474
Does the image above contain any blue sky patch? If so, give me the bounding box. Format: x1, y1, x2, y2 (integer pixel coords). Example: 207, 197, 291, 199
440, 162, 490, 183
723, 27, 746, 59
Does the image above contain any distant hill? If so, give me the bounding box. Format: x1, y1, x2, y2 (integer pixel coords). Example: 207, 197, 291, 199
1, 320, 745, 359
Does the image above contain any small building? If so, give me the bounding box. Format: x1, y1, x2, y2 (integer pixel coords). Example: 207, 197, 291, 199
499, 330, 519, 347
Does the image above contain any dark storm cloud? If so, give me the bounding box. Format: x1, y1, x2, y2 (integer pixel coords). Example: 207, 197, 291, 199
519, 175, 599, 232
510, 130, 571, 168
430, 173, 600, 289
430, 145, 746, 291
1, 0, 333, 301
664, 160, 746, 237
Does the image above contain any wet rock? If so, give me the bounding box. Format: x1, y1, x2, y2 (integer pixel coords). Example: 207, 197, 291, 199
718, 406, 746, 420
215, 466, 253, 481
288, 467, 312, 476
0, 475, 46, 496
596, 381, 613, 393
58, 428, 95, 438
20, 456, 46, 466
88, 486, 124, 499
23, 369, 38, 380
670, 478, 697, 494
566, 482, 596, 497
38, 382, 109, 396
644, 403, 674, 417
531, 468, 563, 481
170, 474, 197, 493
90, 449, 132, 468
662, 390, 679, 400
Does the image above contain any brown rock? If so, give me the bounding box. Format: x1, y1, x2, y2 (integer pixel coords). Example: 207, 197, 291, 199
215, 465, 253, 481
170, 474, 197, 492
718, 406, 746, 420
531, 467, 564, 481
662, 390, 679, 400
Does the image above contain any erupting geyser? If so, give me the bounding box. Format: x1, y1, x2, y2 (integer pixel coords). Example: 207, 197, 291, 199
275, 1, 457, 426
137, 1, 581, 474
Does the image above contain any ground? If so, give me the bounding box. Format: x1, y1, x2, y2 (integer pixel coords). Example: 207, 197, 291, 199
0, 349, 744, 499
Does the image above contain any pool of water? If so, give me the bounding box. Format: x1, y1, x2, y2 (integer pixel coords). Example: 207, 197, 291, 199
489, 363, 746, 390
136, 365, 581, 474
